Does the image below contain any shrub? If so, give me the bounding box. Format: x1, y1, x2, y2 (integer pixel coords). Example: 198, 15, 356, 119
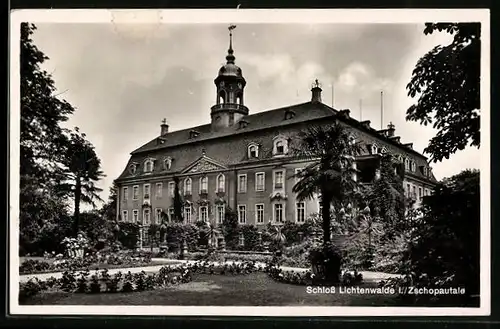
76, 270, 90, 293
89, 271, 101, 293
166, 223, 199, 252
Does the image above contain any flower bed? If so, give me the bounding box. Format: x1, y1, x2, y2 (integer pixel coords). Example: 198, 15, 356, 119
20, 252, 153, 275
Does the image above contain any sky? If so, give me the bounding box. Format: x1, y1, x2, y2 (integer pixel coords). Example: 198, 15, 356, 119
30, 22, 481, 205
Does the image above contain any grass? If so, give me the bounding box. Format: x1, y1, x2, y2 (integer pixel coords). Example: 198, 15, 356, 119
23, 272, 406, 306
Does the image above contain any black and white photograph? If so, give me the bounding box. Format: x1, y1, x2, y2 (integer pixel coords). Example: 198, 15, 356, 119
9, 9, 490, 316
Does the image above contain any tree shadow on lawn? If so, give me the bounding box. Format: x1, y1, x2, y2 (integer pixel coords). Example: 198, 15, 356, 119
23, 272, 405, 306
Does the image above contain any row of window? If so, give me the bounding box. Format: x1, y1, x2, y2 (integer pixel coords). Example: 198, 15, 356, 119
370, 143, 431, 176
129, 157, 173, 175
121, 202, 307, 225
247, 136, 289, 159
122, 169, 294, 201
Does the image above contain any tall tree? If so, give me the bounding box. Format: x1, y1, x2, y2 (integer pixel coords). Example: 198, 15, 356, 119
100, 181, 118, 222
19, 23, 76, 254
292, 123, 361, 244
20, 23, 74, 190
55, 128, 105, 236
406, 23, 480, 162
172, 176, 183, 222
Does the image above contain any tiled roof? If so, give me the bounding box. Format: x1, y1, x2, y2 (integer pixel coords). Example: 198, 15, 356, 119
131, 101, 337, 154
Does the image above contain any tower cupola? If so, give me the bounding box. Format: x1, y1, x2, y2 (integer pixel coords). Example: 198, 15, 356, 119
211, 25, 249, 130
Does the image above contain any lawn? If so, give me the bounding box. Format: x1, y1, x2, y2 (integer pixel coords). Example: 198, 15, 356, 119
22, 272, 404, 306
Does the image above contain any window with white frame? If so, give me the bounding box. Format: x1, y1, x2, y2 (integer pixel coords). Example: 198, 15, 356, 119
184, 178, 192, 195
217, 174, 225, 193
381, 147, 387, 154
168, 181, 175, 196
238, 233, 245, 246
163, 157, 172, 170
121, 210, 128, 222
199, 176, 208, 194
255, 204, 264, 224
132, 209, 139, 222
143, 209, 151, 225
371, 144, 378, 155
168, 207, 175, 221
238, 174, 247, 193
122, 187, 128, 201
144, 159, 154, 173
199, 206, 208, 222
238, 205, 247, 224
274, 170, 284, 190
255, 172, 265, 191
184, 205, 192, 223
216, 205, 225, 224
143, 184, 151, 199
132, 185, 139, 200
155, 183, 163, 199
274, 203, 284, 223
248, 143, 259, 158
155, 208, 162, 224
273, 137, 288, 156
296, 202, 306, 223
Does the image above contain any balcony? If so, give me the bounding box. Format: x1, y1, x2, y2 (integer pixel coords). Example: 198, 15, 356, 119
210, 103, 249, 114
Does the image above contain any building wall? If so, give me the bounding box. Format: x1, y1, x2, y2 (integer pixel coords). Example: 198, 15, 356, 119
117, 113, 436, 227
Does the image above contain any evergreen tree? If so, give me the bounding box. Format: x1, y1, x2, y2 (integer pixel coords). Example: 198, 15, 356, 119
173, 176, 183, 222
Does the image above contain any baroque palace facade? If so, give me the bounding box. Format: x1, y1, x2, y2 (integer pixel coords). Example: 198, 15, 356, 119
115, 29, 437, 237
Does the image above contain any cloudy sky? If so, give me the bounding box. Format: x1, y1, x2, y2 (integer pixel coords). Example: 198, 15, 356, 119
30, 22, 481, 203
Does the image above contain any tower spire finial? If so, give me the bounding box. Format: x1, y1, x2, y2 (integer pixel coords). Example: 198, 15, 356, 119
226, 24, 237, 63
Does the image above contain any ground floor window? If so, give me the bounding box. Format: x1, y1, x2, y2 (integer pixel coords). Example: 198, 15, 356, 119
184, 205, 192, 223
274, 203, 284, 223
238, 205, 247, 224
216, 205, 225, 224
296, 202, 305, 223
199, 206, 208, 222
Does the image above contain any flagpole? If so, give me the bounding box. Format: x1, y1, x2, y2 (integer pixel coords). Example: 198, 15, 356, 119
331, 83, 334, 108
359, 99, 362, 121
380, 91, 384, 130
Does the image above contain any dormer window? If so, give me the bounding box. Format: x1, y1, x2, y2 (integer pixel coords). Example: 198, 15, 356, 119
239, 120, 249, 129
381, 147, 387, 154
129, 163, 138, 174
189, 130, 200, 139
284, 110, 296, 120
348, 134, 356, 146
144, 159, 154, 173
273, 136, 288, 156
371, 144, 378, 155
163, 157, 173, 170
248, 143, 259, 158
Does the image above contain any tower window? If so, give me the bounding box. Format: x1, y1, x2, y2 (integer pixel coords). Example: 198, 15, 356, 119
218, 90, 226, 104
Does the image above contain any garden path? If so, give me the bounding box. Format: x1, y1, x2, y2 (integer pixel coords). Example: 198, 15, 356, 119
19, 258, 401, 283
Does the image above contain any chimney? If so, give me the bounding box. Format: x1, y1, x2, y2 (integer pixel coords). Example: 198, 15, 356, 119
339, 109, 350, 119
387, 122, 395, 137
311, 79, 322, 103
403, 143, 413, 149
390, 136, 401, 143
160, 118, 169, 135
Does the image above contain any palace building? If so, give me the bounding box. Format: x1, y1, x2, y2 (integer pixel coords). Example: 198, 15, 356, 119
115, 28, 437, 236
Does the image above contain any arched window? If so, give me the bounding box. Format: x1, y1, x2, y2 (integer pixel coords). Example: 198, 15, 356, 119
218, 90, 226, 104
199, 176, 208, 194
144, 159, 154, 173
163, 157, 172, 170
381, 147, 387, 154
184, 178, 192, 195
371, 144, 378, 155
248, 143, 259, 158
129, 163, 137, 174
217, 174, 225, 193
273, 136, 288, 156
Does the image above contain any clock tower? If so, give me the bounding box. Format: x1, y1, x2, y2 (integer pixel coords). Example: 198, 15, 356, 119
211, 25, 248, 130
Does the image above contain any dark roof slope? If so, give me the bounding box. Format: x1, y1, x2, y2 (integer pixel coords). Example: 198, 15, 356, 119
131, 102, 337, 154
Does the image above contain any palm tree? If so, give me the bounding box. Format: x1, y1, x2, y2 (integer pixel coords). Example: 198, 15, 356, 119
269, 223, 286, 249
205, 219, 221, 248
292, 123, 361, 246
55, 128, 105, 236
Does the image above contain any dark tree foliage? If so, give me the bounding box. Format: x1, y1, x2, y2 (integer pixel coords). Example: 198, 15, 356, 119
406, 23, 480, 162
405, 169, 480, 296
55, 129, 105, 236
20, 23, 74, 189
368, 155, 406, 236
172, 176, 183, 222
292, 123, 361, 244
222, 208, 239, 249
100, 181, 118, 222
